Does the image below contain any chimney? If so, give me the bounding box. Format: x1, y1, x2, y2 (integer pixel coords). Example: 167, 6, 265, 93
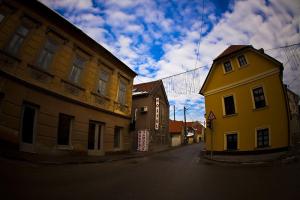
258, 48, 264, 54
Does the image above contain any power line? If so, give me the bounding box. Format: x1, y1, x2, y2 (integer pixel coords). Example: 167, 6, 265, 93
265, 42, 300, 51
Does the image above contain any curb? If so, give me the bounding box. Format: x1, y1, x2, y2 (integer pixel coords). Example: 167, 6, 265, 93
199, 152, 299, 166
0, 145, 184, 165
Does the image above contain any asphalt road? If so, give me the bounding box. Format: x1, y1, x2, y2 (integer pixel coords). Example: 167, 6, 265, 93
1, 143, 300, 200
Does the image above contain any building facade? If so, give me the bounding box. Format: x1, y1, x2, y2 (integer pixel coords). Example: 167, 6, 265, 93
286, 89, 300, 147
0, 0, 136, 156
132, 80, 169, 151
169, 120, 184, 147
200, 45, 289, 153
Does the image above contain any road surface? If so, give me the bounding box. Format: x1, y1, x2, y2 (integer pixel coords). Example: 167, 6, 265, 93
1, 143, 300, 200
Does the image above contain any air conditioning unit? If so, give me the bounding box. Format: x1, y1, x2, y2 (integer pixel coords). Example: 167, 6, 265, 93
141, 106, 148, 112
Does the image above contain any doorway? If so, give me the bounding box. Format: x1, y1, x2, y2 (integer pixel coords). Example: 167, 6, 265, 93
20, 103, 38, 152
88, 121, 104, 155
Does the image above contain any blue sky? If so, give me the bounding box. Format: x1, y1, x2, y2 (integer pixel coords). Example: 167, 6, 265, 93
40, 0, 300, 123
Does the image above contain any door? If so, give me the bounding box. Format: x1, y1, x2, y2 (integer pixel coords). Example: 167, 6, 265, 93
88, 121, 104, 155
20, 104, 38, 152
226, 133, 237, 150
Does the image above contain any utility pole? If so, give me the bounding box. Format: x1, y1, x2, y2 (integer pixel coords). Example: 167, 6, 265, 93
173, 105, 175, 121
184, 106, 187, 144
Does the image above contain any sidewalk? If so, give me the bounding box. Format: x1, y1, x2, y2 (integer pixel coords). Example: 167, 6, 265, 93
0, 145, 175, 165
200, 148, 300, 165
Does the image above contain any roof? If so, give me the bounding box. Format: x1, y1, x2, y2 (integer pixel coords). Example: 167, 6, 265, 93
133, 80, 169, 105
199, 45, 283, 95
169, 120, 184, 133
133, 80, 162, 94
17, 0, 137, 77
214, 45, 251, 61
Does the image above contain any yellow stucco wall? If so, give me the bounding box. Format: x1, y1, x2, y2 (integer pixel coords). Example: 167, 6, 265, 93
203, 49, 289, 151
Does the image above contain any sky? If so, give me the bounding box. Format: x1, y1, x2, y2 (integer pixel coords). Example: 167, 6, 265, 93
40, 0, 300, 123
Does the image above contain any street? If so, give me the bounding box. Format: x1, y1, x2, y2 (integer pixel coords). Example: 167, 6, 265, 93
1, 143, 300, 200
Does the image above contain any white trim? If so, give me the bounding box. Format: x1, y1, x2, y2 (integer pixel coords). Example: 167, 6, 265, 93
203, 68, 279, 96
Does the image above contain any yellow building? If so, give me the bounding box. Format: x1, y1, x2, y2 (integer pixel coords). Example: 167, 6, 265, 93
0, 0, 136, 156
200, 45, 289, 153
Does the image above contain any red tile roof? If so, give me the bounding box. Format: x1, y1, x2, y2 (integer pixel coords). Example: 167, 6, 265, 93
214, 45, 251, 61
169, 120, 183, 133
133, 80, 162, 93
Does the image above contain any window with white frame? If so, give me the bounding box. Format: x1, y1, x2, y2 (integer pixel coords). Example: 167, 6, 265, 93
223, 95, 236, 115
97, 70, 109, 96
6, 25, 29, 56
257, 128, 269, 148
118, 80, 127, 105
252, 87, 266, 109
223, 61, 232, 73
69, 55, 85, 83
237, 55, 247, 67
36, 39, 58, 70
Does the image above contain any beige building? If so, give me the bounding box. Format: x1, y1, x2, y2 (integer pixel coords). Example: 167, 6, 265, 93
0, 0, 136, 156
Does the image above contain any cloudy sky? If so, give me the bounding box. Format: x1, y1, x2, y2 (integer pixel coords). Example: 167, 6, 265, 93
40, 0, 300, 123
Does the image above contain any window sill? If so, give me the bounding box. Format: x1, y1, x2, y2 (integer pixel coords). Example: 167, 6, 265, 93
224, 70, 234, 75
0, 49, 22, 63
255, 146, 271, 150
28, 64, 55, 77
253, 106, 268, 112
56, 145, 73, 150
223, 113, 238, 118
238, 63, 249, 69
91, 91, 110, 101
61, 79, 86, 91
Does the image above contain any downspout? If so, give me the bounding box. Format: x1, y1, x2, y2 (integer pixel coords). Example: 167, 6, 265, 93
282, 82, 291, 148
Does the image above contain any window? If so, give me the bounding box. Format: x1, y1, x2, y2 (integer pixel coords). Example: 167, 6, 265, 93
223, 61, 232, 73
224, 95, 236, 115
97, 70, 109, 95
57, 113, 72, 145
226, 133, 237, 150
69, 55, 85, 83
237, 55, 247, 67
257, 128, 269, 148
118, 80, 127, 105
252, 87, 266, 109
114, 127, 121, 148
36, 39, 58, 70
6, 25, 29, 56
